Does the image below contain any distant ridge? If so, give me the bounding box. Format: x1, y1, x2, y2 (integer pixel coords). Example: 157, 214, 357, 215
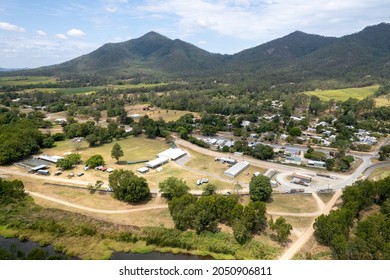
5, 22, 390, 83
0, 67, 29, 72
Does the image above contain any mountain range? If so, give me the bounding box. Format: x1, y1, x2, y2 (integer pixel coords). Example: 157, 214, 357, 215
6, 23, 390, 83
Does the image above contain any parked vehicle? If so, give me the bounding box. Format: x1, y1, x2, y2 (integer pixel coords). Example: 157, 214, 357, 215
54, 171, 62, 176
37, 169, 49, 175
286, 188, 304, 193
77, 172, 84, 177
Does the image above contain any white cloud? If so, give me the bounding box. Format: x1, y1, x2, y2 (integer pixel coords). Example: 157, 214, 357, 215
66, 28, 86, 37
138, 0, 390, 42
0, 22, 26, 32
103, 0, 129, 13
36, 30, 47, 36
198, 40, 207, 45
55, 34, 68, 40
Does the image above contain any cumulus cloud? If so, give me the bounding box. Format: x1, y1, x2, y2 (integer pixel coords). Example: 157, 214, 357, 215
0, 22, 26, 32
36, 30, 47, 36
55, 34, 68, 40
138, 0, 390, 41
66, 29, 86, 37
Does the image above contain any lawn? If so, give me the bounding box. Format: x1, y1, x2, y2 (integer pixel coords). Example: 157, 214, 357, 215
305, 85, 379, 102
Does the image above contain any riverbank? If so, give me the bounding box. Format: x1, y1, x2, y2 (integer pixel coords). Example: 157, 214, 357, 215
0, 195, 279, 260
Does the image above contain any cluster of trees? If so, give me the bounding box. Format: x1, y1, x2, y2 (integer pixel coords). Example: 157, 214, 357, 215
63, 120, 128, 147
108, 169, 150, 203
56, 153, 81, 170
158, 175, 284, 245
0, 118, 54, 165
325, 154, 354, 172
0, 178, 25, 204
168, 193, 267, 244
378, 144, 390, 161
85, 155, 105, 168
304, 148, 327, 161
314, 177, 390, 259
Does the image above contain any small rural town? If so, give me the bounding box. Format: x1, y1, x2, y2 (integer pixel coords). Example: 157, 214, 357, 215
0, 1, 389, 273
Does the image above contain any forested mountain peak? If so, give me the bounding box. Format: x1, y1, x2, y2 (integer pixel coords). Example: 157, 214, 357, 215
5, 23, 390, 83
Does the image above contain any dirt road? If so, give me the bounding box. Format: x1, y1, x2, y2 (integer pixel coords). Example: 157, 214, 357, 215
279, 189, 342, 260
27, 191, 169, 214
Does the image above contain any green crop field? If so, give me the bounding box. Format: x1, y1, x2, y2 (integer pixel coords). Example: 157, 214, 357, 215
0, 76, 57, 85
304, 85, 380, 102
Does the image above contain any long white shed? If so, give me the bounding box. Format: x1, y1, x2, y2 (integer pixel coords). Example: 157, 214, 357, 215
224, 161, 250, 177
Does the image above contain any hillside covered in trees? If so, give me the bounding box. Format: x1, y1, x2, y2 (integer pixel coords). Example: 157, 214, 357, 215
3, 23, 390, 85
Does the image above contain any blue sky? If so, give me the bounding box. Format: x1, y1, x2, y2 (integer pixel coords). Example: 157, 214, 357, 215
1, 0, 389, 68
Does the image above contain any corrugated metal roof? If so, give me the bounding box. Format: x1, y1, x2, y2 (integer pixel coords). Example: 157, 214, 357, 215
224, 161, 250, 177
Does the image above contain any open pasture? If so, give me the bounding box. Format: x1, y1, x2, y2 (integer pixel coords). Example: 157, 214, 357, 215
0, 76, 57, 85
304, 85, 379, 102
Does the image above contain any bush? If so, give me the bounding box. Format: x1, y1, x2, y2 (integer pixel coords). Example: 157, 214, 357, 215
85, 154, 105, 168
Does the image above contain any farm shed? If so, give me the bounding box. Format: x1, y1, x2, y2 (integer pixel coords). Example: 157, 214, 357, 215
217, 157, 237, 165
31, 164, 48, 172
145, 157, 169, 169
137, 167, 149, 174
224, 161, 250, 177
291, 172, 312, 186
157, 148, 187, 161
36, 155, 64, 163
308, 160, 326, 168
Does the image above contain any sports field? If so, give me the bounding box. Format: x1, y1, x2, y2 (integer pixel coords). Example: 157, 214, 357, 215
305, 85, 379, 102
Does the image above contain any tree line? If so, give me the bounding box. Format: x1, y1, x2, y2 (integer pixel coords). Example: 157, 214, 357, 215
313, 176, 390, 259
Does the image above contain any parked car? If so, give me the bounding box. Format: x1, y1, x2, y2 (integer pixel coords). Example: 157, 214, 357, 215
54, 171, 62, 176
84, 165, 91, 171
196, 179, 202, 186
201, 178, 209, 183
77, 172, 84, 177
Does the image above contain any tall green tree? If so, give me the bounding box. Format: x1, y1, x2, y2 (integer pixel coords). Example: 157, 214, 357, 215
86, 154, 105, 168
109, 169, 150, 203
269, 216, 293, 243
249, 175, 272, 202
159, 177, 190, 200
111, 142, 124, 163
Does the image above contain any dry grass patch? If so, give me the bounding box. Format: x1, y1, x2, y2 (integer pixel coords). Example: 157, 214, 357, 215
125, 104, 194, 122
267, 194, 318, 213
293, 236, 332, 260
368, 166, 390, 181
144, 162, 233, 190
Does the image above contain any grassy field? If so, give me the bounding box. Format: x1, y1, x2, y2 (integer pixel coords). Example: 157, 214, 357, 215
41, 136, 234, 190
304, 85, 379, 102
368, 166, 390, 181
0, 76, 57, 85
0, 76, 168, 95
266, 194, 318, 213
374, 95, 390, 107
185, 148, 266, 182
124, 104, 194, 122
